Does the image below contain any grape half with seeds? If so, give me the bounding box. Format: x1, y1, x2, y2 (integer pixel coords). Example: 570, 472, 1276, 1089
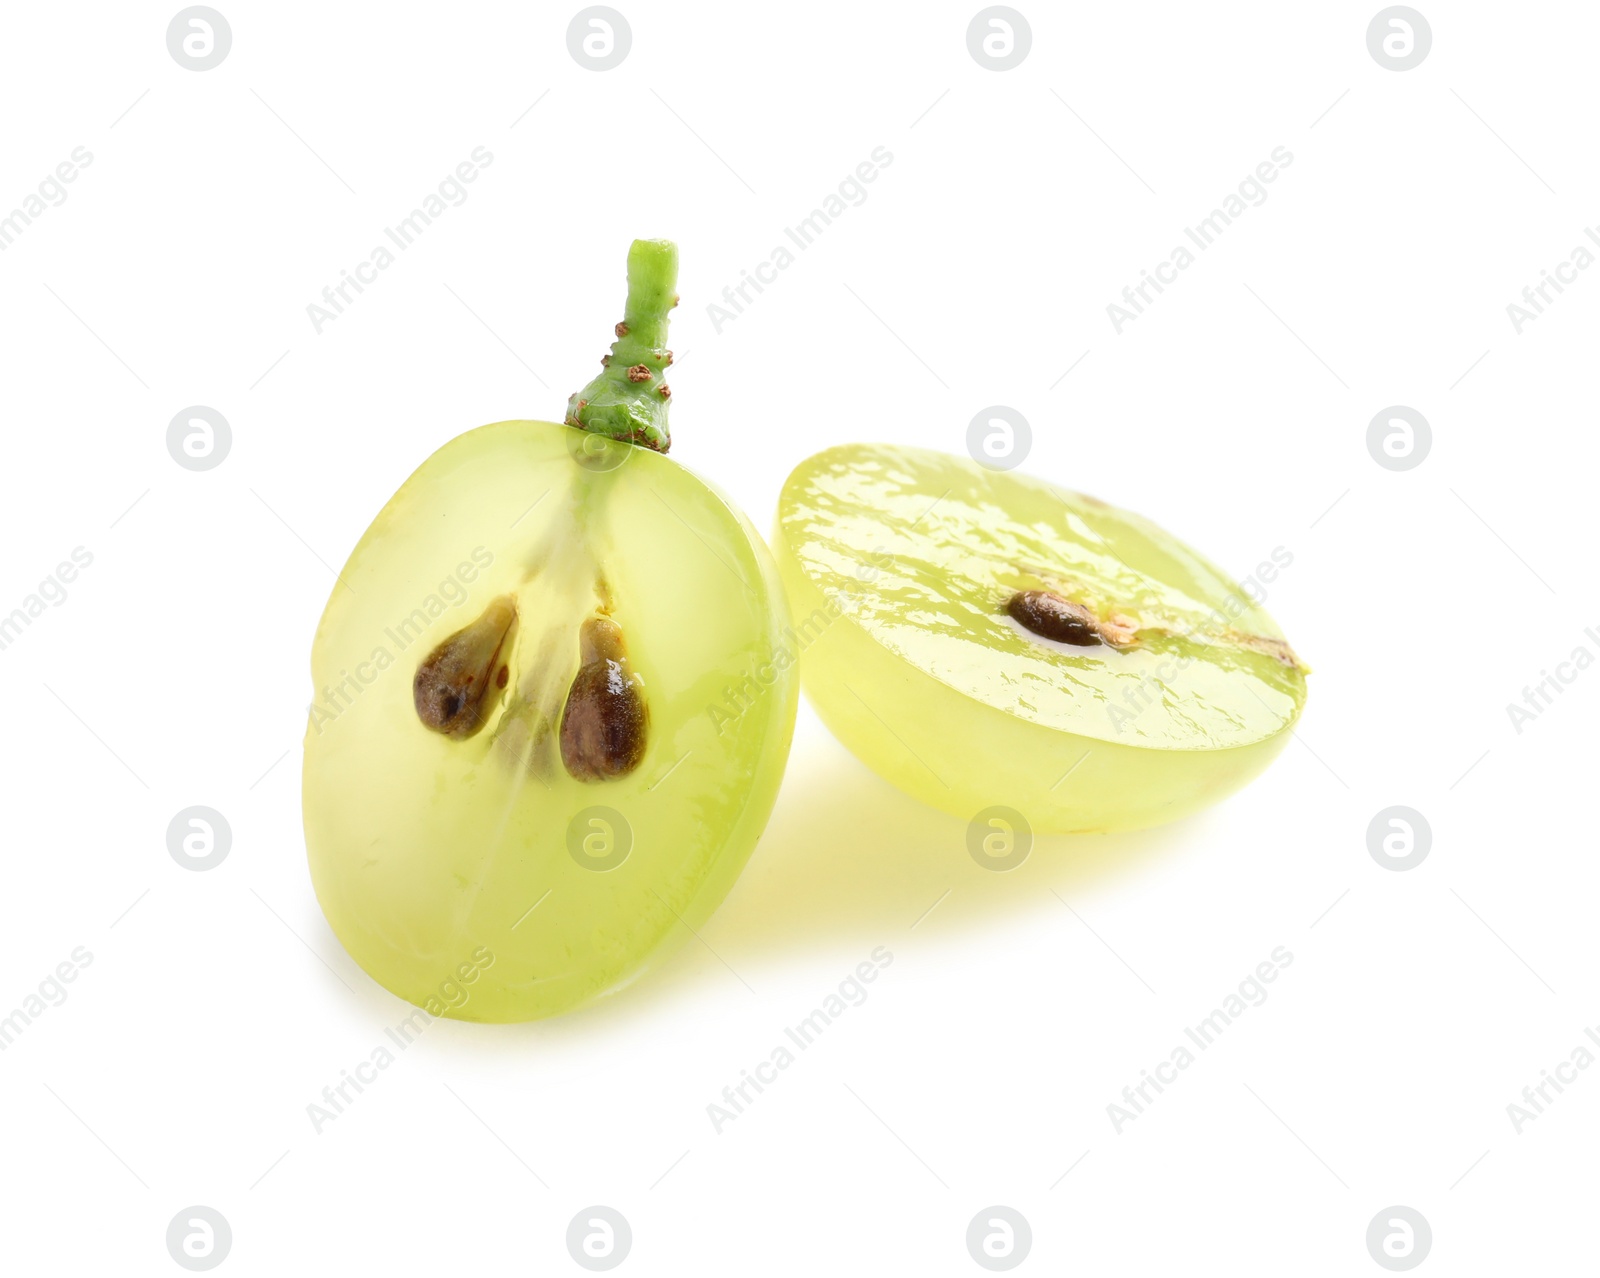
302, 241, 797, 1022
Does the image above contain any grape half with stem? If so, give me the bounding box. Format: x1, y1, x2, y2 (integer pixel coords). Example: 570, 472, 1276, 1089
302, 240, 797, 1022
772, 444, 1308, 833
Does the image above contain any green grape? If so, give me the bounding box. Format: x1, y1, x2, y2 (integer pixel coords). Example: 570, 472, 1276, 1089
773, 444, 1308, 833
302, 242, 797, 1022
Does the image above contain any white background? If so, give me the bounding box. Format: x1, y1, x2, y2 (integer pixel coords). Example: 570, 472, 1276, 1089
1, 2, 1595, 1273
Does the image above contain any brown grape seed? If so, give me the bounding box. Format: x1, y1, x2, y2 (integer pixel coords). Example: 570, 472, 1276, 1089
560, 616, 648, 781
413, 596, 518, 737
1006, 589, 1104, 647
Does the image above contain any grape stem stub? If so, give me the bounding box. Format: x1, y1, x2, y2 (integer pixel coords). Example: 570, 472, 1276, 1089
565, 238, 678, 453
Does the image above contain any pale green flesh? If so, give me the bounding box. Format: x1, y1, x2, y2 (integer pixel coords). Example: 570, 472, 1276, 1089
775, 445, 1307, 832
303, 421, 796, 1021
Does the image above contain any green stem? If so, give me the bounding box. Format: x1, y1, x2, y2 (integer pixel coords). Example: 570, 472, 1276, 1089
564, 239, 678, 453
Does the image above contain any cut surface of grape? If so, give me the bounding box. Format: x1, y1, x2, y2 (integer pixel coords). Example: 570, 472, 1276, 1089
302, 242, 796, 1022
773, 444, 1308, 833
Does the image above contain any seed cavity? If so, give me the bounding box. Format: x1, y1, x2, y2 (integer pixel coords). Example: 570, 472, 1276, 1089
414, 595, 517, 738
560, 616, 648, 781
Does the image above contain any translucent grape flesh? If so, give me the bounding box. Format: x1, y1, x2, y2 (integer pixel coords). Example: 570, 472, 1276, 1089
773, 445, 1307, 833
303, 422, 796, 1021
